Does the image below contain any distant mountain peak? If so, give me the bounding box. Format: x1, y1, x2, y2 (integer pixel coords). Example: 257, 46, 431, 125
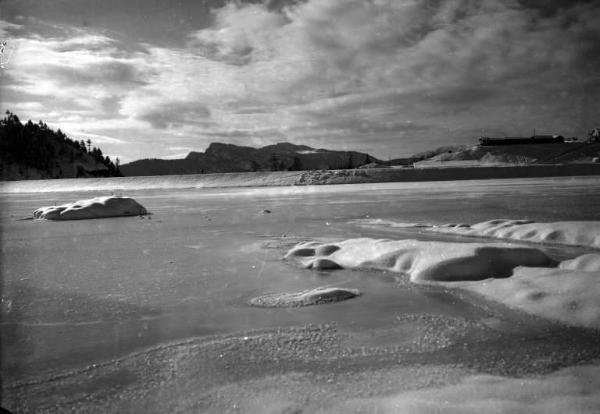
262, 142, 315, 152
121, 142, 379, 176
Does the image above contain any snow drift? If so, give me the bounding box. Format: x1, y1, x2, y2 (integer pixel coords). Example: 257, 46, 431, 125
286, 239, 600, 329
285, 238, 555, 282
434, 219, 600, 249
559, 253, 600, 272
33, 196, 148, 220
461, 253, 600, 330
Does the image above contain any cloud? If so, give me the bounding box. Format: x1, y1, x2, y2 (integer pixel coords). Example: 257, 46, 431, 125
2, 0, 600, 160
3, 29, 149, 116
68, 131, 125, 145
188, 2, 287, 65
137, 102, 212, 129
181, 0, 599, 115
207, 127, 285, 139
43, 61, 146, 87
0, 19, 22, 37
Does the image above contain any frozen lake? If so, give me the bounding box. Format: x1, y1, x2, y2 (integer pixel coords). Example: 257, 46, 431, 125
2, 176, 600, 412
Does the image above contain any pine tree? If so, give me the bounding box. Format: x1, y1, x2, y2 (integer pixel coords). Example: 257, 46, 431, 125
0, 111, 124, 178
291, 156, 302, 171
269, 153, 279, 171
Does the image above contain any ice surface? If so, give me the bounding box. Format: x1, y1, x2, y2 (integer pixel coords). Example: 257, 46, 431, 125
248, 286, 361, 307
434, 219, 600, 249
286, 238, 555, 282
33, 196, 147, 220
333, 364, 600, 414
5, 178, 600, 412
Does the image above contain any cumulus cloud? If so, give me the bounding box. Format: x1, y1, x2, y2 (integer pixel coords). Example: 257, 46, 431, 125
2, 0, 600, 160
188, 2, 288, 65
171, 0, 600, 153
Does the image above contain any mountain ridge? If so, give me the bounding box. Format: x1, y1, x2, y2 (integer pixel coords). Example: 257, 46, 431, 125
120, 142, 378, 176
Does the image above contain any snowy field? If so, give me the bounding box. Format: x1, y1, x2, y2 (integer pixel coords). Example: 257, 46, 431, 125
2, 175, 600, 413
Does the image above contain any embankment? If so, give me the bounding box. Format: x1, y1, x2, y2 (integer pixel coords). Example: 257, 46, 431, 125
2, 163, 600, 193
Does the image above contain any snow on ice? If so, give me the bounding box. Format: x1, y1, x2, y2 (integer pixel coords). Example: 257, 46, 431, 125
33, 196, 148, 220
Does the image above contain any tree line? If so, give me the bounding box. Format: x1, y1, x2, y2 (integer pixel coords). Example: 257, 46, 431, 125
0, 111, 121, 177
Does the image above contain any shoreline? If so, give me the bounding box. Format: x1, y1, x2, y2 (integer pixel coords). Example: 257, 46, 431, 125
2, 163, 600, 194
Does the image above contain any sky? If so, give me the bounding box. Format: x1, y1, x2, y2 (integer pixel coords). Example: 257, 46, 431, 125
1, 0, 599, 162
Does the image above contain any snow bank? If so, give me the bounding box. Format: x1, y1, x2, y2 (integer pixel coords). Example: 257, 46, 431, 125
286, 239, 600, 329
559, 253, 600, 272
285, 238, 555, 282
434, 219, 600, 249
333, 364, 600, 414
248, 286, 360, 307
33, 196, 147, 220
460, 253, 600, 330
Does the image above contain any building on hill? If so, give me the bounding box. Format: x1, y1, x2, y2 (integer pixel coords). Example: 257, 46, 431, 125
479, 135, 564, 146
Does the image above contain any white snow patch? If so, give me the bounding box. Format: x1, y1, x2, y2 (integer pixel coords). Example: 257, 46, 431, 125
33, 196, 147, 220
286, 239, 600, 329
285, 238, 555, 282
560, 253, 600, 272
332, 364, 600, 414
458, 253, 600, 330
433, 219, 600, 249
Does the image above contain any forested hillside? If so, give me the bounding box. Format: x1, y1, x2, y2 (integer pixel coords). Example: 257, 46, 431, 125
0, 111, 122, 180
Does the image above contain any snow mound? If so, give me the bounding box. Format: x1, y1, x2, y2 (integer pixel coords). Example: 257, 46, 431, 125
285, 238, 555, 282
248, 286, 360, 307
559, 253, 600, 272
33, 196, 148, 220
435, 219, 600, 249
461, 254, 600, 330
285, 240, 599, 328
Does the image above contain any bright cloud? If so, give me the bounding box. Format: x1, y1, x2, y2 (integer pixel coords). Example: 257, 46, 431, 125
1, 0, 600, 160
